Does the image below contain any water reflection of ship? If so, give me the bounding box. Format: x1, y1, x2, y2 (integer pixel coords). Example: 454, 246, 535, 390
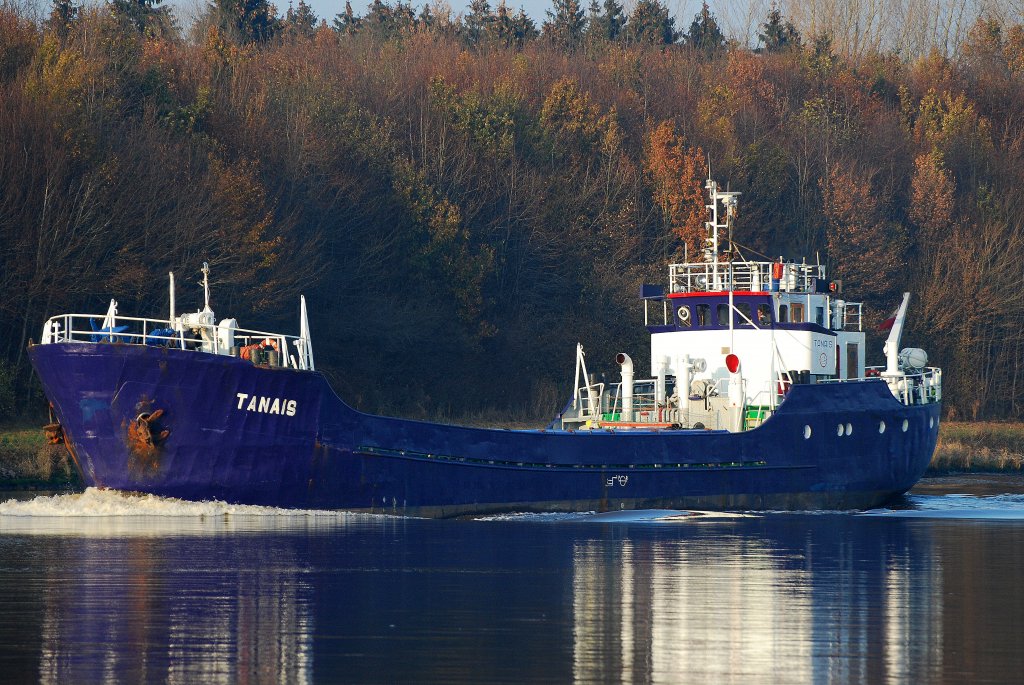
570, 519, 944, 684
35, 535, 314, 685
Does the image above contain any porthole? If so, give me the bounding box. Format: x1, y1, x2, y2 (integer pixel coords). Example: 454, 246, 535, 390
902, 419, 909, 432
845, 422, 853, 436
678, 306, 691, 324
879, 421, 886, 434
803, 425, 812, 440
837, 423, 845, 437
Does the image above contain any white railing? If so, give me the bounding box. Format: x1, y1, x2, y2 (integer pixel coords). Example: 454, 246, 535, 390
820, 366, 942, 406
39, 313, 315, 371
574, 382, 605, 418
669, 261, 825, 294
842, 302, 863, 331
608, 381, 658, 415
572, 380, 667, 423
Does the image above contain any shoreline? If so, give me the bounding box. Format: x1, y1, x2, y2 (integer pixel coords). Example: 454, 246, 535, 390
928, 421, 1024, 473
0, 426, 80, 489
0, 421, 1020, 489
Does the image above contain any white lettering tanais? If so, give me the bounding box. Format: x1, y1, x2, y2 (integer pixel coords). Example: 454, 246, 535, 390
235, 392, 298, 417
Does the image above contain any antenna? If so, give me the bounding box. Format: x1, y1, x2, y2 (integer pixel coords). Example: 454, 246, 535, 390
169, 272, 175, 322
201, 262, 211, 311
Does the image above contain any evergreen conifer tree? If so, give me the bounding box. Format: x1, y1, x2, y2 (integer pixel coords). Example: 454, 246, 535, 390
392, 1, 417, 32
47, 0, 79, 39
285, 0, 318, 37
418, 3, 433, 30
594, 0, 625, 41
110, 0, 172, 35
624, 0, 675, 45
333, 1, 362, 34
511, 7, 538, 47
757, 6, 800, 53
543, 0, 586, 50
464, 0, 494, 45
216, 0, 279, 43
685, 1, 725, 56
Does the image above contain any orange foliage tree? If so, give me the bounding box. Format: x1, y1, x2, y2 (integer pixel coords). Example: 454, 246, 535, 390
821, 164, 908, 311
644, 120, 706, 257
6, 1, 1024, 418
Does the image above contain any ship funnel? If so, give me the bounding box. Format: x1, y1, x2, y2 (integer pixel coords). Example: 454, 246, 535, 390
616, 353, 634, 420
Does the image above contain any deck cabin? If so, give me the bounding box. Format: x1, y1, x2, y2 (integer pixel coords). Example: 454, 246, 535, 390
560, 177, 938, 432
643, 258, 866, 401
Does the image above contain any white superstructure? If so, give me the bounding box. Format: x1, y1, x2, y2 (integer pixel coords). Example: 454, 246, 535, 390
562, 176, 941, 432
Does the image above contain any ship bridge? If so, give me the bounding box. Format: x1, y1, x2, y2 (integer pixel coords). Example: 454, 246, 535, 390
562, 175, 940, 433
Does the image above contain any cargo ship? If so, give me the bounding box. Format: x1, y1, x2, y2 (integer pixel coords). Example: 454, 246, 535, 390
28, 178, 942, 516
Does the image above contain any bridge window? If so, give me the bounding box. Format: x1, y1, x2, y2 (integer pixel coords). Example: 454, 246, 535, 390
716, 303, 729, 327
815, 306, 825, 326
778, 305, 788, 322
791, 303, 805, 323
757, 304, 772, 326
735, 302, 753, 327
696, 304, 710, 327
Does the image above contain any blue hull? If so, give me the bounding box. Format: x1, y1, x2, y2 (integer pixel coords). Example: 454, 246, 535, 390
28, 343, 940, 516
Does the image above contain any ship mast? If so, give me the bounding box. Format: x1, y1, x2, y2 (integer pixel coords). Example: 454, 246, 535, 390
703, 177, 740, 288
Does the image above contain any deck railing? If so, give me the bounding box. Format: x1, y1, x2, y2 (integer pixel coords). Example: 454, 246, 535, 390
842, 302, 863, 331
39, 313, 315, 371
819, 366, 942, 406
669, 261, 825, 294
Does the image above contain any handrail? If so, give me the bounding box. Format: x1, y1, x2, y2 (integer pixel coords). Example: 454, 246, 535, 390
842, 302, 864, 331
576, 382, 605, 417
39, 312, 314, 371
819, 366, 942, 406
669, 261, 825, 294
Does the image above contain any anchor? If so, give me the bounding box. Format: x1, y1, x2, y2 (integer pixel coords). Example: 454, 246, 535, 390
129, 409, 170, 451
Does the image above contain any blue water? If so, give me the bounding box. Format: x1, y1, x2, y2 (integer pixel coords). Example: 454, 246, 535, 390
0, 475, 1023, 684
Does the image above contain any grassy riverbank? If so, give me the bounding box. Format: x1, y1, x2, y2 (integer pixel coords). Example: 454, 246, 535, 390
0, 421, 1020, 487
0, 425, 78, 487
930, 422, 1024, 473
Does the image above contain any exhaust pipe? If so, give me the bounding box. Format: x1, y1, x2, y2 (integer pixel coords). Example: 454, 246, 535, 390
616, 353, 634, 420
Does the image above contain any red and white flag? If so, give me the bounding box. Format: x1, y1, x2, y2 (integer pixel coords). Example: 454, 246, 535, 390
877, 307, 898, 332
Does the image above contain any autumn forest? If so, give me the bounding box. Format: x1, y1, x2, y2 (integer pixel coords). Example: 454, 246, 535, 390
2, 0, 1024, 421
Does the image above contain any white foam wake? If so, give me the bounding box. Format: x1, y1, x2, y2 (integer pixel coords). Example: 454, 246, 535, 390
0, 487, 389, 536
0, 487, 347, 517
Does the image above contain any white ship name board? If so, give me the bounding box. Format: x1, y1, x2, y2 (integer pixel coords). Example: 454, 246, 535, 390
812, 335, 836, 372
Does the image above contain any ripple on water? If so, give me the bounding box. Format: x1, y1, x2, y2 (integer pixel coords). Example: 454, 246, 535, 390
863, 492, 1024, 520
475, 509, 755, 523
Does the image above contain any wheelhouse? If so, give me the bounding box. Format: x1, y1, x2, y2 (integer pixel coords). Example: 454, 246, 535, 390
559, 176, 939, 432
